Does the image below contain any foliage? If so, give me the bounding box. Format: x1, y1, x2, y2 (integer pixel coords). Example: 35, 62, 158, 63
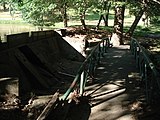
1, 0, 160, 29
125, 0, 141, 16
0, 0, 7, 8
126, 0, 160, 25
0, 0, 18, 11
148, 1, 160, 24
18, 0, 61, 27
90, 0, 113, 15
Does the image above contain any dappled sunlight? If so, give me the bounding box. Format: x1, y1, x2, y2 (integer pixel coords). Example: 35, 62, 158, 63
89, 89, 132, 120
84, 45, 143, 120
113, 55, 123, 58
91, 84, 121, 98
118, 67, 124, 70
0, 0, 160, 119
97, 66, 105, 70
63, 35, 85, 54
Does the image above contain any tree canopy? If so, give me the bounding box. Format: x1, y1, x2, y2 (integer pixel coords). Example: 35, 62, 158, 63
0, 0, 160, 31
18, 0, 60, 28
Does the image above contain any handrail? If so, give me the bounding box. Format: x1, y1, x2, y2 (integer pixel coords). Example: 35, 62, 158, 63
60, 38, 109, 100
130, 38, 160, 103
36, 40, 109, 120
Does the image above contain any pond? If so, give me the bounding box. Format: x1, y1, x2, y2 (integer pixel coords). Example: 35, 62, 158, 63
0, 24, 38, 42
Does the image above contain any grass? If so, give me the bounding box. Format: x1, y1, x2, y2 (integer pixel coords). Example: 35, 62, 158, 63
0, 19, 28, 24
132, 24, 160, 37
0, 10, 160, 37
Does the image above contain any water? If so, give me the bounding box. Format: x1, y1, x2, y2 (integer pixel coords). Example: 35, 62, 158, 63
0, 24, 38, 42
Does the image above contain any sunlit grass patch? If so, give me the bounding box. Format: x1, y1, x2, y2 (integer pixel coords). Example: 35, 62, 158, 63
0, 20, 28, 24
133, 24, 160, 37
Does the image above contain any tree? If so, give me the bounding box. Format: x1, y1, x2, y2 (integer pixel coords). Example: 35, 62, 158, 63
104, 1, 111, 26
12, 0, 159, 34
0, 0, 18, 12
61, 1, 68, 27
72, 0, 97, 30
96, 0, 112, 29
0, 0, 7, 11
126, 0, 160, 37
111, 1, 125, 45
55, 0, 73, 27
19, 0, 59, 30
148, 1, 160, 25
126, 7, 146, 37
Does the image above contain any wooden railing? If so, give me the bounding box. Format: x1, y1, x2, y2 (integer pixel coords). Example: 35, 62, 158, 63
130, 38, 160, 103
60, 38, 110, 100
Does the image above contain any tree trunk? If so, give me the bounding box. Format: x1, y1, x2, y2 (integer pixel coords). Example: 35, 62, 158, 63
96, 15, 103, 29
80, 11, 87, 30
3, 2, 7, 11
111, 4, 125, 46
63, 3, 68, 27
104, 2, 111, 26
60, 2, 68, 27
96, 1, 111, 28
126, 8, 145, 37
143, 12, 149, 27
104, 13, 108, 26
97, 14, 108, 29
126, 0, 149, 37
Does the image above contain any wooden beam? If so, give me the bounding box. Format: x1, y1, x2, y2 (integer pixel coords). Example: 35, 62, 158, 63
36, 92, 59, 120
27, 45, 63, 84
28, 45, 56, 74
14, 49, 49, 88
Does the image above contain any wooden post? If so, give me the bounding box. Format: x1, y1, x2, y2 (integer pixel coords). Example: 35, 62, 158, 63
80, 71, 85, 95
98, 44, 101, 64
144, 63, 149, 103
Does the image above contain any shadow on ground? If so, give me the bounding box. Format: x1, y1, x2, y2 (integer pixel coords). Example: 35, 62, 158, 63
47, 45, 160, 120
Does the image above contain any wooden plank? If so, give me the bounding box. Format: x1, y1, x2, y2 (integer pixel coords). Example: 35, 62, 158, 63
36, 92, 59, 120
47, 38, 60, 54
28, 45, 57, 74
7, 32, 29, 48
19, 45, 62, 85
14, 49, 49, 88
